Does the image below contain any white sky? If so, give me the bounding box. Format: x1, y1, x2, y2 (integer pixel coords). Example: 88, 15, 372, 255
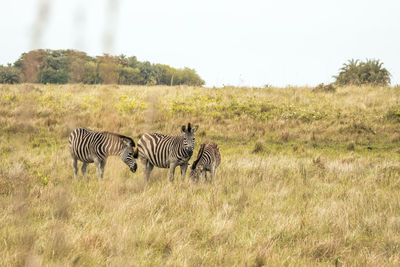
0, 0, 399, 87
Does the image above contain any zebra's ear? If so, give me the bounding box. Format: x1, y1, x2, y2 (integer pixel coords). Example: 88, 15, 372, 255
191, 125, 199, 133
133, 148, 139, 158
181, 125, 186, 133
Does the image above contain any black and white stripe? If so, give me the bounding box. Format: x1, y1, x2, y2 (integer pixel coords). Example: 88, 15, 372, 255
190, 142, 221, 183
137, 123, 198, 182
69, 127, 138, 180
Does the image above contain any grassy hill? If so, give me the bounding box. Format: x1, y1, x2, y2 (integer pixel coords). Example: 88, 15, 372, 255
1, 84, 400, 265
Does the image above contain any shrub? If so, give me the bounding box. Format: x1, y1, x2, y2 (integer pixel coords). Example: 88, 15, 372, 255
97, 54, 119, 84
281, 131, 289, 142
334, 59, 390, 86
0, 64, 21, 84
386, 107, 400, 122
39, 68, 68, 84
347, 142, 355, 151
252, 141, 265, 154
82, 61, 100, 84
312, 83, 336, 93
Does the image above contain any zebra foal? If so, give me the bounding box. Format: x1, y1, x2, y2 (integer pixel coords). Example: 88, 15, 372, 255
69, 128, 138, 180
137, 123, 198, 182
190, 142, 221, 183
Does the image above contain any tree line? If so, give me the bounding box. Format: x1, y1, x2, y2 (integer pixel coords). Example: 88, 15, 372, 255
0, 49, 205, 86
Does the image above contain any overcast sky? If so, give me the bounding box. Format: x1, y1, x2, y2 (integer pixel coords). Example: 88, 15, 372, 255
0, 0, 399, 87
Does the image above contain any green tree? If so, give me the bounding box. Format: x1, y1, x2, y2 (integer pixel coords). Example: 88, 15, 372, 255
82, 61, 100, 84
180, 67, 205, 86
334, 59, 390, 86
97, 54, 119, 84
39, 68, 68, 84
138, 61, 157, 85
118, 66, 143, 84
0, 64, 21, 84
14, 49, 47, 82
68, 51, 88, 83
127, 56, 139, 69
154, 64, 177, 85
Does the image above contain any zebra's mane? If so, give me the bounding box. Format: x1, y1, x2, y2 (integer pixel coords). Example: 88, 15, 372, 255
207, 142, 219, 151
102, 131, 135, 147
192, 143, 205, 170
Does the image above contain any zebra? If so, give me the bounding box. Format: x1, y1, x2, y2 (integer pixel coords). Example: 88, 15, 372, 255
137, 123, 198, 182
190, 142, 221, 183
69, 127, 138, 180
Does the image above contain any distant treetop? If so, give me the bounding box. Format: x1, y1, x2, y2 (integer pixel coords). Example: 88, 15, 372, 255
0, 49, 205, 86
334, 59, 390, 86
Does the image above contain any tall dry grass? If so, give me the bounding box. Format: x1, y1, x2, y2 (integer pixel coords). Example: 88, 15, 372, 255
0, 84, 400, 266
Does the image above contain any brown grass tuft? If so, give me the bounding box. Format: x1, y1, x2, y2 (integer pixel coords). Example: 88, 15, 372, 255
347, 142, 355, 151
281, 131, 289, 142
252, 141, 265, 154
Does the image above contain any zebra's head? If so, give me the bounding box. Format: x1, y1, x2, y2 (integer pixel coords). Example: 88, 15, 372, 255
181, 123, 198, 157
189, 164, 202, 182
120, 137, 139, 173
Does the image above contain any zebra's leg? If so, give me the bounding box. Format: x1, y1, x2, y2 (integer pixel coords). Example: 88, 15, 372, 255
72, 157, 78, 179
99, 159, 106, 180
94, 158, 103, 180
169, 162, 178, 182
202, 170, 207, 183
141, 159, 153, 182
210, 167, 216, 184
81, 162, 89, 180
146, 162, 154, 182
180, 163, 188, 182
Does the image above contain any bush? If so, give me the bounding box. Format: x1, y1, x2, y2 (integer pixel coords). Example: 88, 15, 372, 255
39, 68, 68, 84
252, 141, 265, 154
312, 83, 336, 93
82, 61, 100, 84
0, 64, 21, 84
334, 59, 390, 86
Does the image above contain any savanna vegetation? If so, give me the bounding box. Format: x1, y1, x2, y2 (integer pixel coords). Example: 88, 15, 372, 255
312, 59, 391, 92
1, 84, 400, 266
334, 59, 391, 86
0, 49, 204, 86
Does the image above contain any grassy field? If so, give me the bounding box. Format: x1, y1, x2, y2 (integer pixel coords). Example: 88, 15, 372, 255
1, 84, 400, 266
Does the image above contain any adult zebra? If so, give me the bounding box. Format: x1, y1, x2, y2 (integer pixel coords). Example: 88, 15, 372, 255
69, 128, 138, 180
190, 142, 221, 183
137, 123, 198, 182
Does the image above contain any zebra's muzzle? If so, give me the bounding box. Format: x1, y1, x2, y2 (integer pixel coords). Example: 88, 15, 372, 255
187, 149, 193, 157
130, 164, 137, 173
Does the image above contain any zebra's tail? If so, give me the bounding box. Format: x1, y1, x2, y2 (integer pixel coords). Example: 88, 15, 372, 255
192, 143, 205, 170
